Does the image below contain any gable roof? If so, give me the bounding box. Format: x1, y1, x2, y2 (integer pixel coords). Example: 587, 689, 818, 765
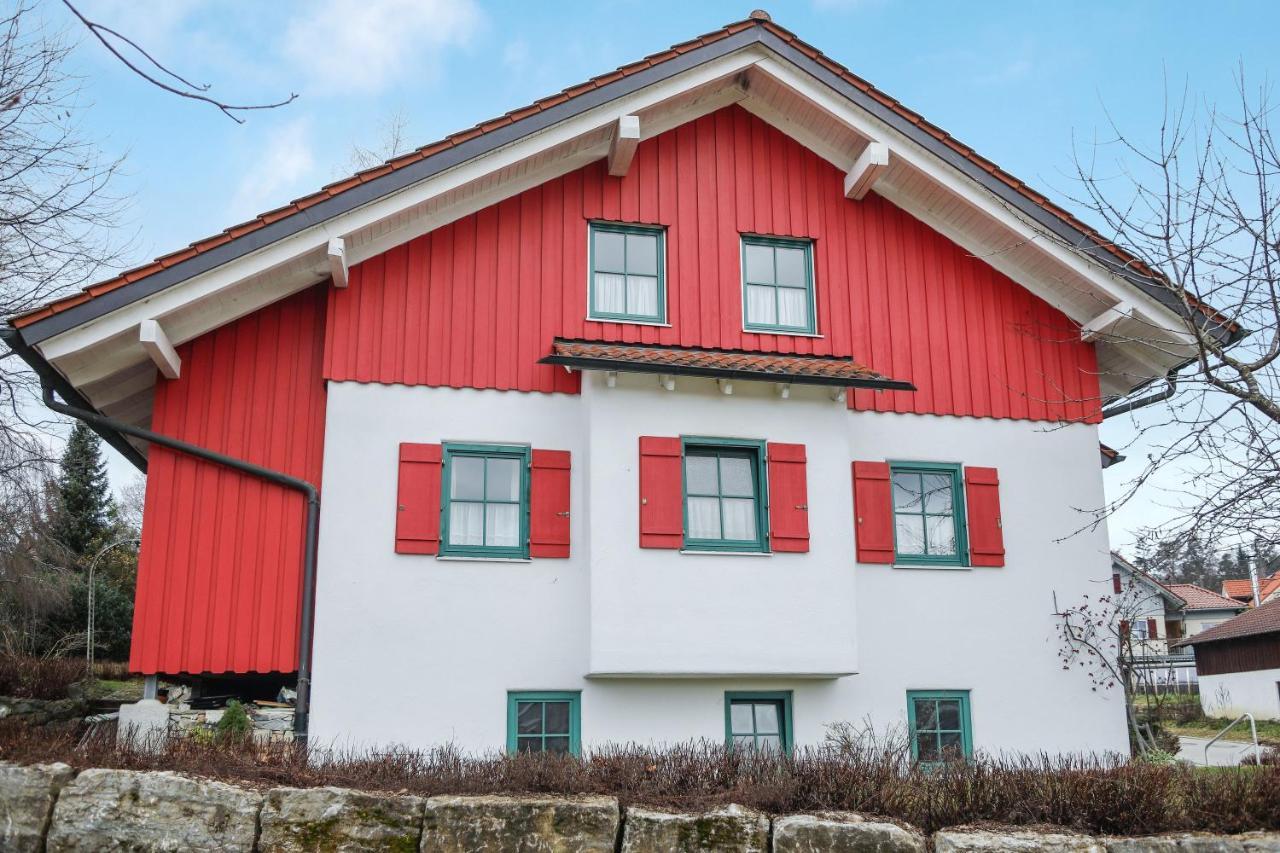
1180, 597, 1280, 647
1162, 583, 1246, 613
1222, 574, 1280, 603
1111, 552, 1186, 609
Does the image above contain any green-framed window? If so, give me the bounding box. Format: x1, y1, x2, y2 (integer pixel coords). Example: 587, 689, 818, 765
725, 691, 793, 753
890, 462, 968, 567
907, 690, 972, 765
741, 235, 816, 334
507, 691, 580, 756
441, 444, 530, 559
682, 438, 769, 553
589, 222, 666, 323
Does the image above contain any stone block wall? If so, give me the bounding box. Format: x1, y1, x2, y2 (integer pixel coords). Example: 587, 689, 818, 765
2, 762, 1279, 851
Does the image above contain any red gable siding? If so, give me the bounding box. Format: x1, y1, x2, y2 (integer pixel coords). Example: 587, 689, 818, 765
131, 286, 328, 675
325, 105, 1100, 423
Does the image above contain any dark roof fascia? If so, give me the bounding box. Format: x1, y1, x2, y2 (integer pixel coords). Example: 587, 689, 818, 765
539, 352, 916, 391
0, 326, 148, 471
755, 30, 1243, 347
13, 28, 763, 347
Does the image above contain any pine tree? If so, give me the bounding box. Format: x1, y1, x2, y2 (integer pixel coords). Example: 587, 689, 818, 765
50, 422, 113, 560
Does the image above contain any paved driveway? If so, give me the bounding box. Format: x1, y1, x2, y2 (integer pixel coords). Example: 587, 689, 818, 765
1177, 735, 1260, 766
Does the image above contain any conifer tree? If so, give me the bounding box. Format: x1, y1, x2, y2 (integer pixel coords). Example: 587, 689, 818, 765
50, 422, 112, 560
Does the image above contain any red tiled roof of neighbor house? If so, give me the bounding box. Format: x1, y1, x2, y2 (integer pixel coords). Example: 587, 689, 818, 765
1222, 574, 1280, 603
8, 11, 1238, 333
1162, 583, 1246, 612
1181, 597, 1280, 646
541, 339, 912, 389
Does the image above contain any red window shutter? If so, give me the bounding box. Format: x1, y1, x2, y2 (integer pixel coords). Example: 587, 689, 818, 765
964, 467, 1005, 567
767, 443, 809, 553
1147, 618, 1159, 639
1112, 574, 1123, 594
530, 449, 571, 558
852, 461, 894, 564
396, 443, 442, 554
639, 436, 682, 549
1119, 619, 1131, 639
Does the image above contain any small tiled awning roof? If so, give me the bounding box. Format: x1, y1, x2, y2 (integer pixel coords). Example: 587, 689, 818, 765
540, 339, 915, 391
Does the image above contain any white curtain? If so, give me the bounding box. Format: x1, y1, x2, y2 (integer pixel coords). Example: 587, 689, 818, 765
687, 496, 721, 539
593, 273, 626, 314
746, 285, 776, 326
450, 502, 484, 546
721, 498, 755, 540
626, 275, 658, 317
777, 288, 807, 328
486, 504, 520, 547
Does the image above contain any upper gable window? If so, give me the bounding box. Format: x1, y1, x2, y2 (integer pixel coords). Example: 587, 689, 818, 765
589, 222, 665, 324
741, 236, 816, 334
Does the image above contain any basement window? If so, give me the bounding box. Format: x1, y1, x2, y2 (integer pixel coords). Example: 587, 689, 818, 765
507, 691, 580, 756
907, 690, 972, 765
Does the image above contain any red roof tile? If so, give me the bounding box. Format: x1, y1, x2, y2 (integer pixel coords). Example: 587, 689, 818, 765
1162, 583, 1246, 612
1222, 574, 1280, 602
1182, 597, 1280, 646
541, 339, 911, 389
7, 15, 1239, 334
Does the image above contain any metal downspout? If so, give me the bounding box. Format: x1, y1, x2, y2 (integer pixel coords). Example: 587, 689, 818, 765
1101, 370, 1178, 420
40, 381, 320, 744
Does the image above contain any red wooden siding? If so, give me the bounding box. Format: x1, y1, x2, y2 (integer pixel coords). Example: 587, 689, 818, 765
395, 443, 443, 555
325, 105, 1101, 423
131, 286, 328, 675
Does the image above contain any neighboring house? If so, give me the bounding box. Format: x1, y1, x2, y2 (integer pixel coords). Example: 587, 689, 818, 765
2, 13, 1239, 758
1222, 571, 1280, 607
1111, 553, 1186, 656
1163, 584, 1248, 639
1181, 599, 1280, 721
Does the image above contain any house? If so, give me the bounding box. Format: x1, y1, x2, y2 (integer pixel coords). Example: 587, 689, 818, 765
1180, 598, 1280, 721
1222, 570, 1280, 607
1163, 584, 1247, 639
2, 12, 1237, 758
1111, 553, 1187, 656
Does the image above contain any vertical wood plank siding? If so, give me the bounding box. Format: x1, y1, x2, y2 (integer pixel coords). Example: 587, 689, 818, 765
325, 105, 1101, 423
1194, 635, 1280, 676
130, 286, 328, 675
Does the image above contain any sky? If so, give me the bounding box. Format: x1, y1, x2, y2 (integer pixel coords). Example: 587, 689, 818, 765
49, 0, 1279, 555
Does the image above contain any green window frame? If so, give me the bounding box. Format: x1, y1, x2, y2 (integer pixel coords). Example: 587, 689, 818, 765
507, 691, 581, 756
906, 690, 972, 765
890, 461, 969, 567
440, 443, 531, 559
681, 437, 769, 553
588, 222, 666, 323
725, 691, 793, 754
741, 235, 816, 334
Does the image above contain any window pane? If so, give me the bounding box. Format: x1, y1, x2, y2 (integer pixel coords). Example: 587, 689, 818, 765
745, 285, 777, 326
593, 273, 626, 314
777, 287, 808, 329
916, 733, 940, 762
892, 472, 922, 511
939, 731, 964, 759
543, 701, 571, 735
486, 458, 521, 501
626, 275, 659, 317
719, 456, 754, 497
938, 700, 961, 731
593, 229, 625, 272
926, 515, 957, 556
733, 734, 755, 749
730, 703, 754, 734
626, 233, 658, 275
775, 247, 807, 287
753, 702, 780, 734
921, 474, 953, 513
451, 456, 485, 500
449, 502, 485, 546
721, 498, 756, 541
687, 497, 721, 539
684, 455, 718, 494
757, 734, 782, 753
545, 736, 571, 755
517, 736, 540, 753
517, 702, 543, 735
744, 243, 774, 283
913, 699, 936, 732
896, 515, 925, 555
485, 504, 520, 548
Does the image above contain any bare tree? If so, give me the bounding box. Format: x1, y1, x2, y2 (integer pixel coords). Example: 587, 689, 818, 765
0, 3, 125, 484
344, 109, 411, 174
1065, 74, 1280, 552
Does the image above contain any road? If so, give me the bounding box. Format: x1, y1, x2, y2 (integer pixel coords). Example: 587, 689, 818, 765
1177, 735, 1261, 766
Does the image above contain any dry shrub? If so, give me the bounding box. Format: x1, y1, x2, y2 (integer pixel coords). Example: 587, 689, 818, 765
1, 719, 1277, 837
0, 655, 86, 700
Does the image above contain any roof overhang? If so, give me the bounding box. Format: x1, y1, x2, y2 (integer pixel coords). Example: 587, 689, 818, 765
3, 20, 1231, 466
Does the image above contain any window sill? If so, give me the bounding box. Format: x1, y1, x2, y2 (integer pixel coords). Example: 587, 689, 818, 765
741, 328, 824, 339
585, 316, 672, 328
680, 549, 772, 557
892, 563, 971, 571
437, 555, 532, 564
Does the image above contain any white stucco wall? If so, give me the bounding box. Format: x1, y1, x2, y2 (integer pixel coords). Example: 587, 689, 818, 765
1200, 668, 1280, 720
308, 374, 1130, 757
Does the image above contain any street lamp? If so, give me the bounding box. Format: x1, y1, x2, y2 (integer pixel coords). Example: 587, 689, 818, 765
85, 536, 140, 684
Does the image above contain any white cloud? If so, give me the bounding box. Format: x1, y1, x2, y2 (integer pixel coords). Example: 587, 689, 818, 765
227, 118, 316, 221
281, 0, 482, 94
502, 38, 530, 74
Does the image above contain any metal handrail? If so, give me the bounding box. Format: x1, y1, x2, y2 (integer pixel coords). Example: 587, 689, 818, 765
1204, 713, 1261, 766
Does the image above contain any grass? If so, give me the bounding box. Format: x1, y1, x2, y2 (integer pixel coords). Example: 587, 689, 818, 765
1, 720, 1278, 837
